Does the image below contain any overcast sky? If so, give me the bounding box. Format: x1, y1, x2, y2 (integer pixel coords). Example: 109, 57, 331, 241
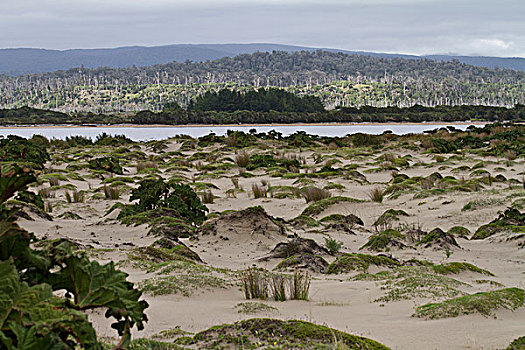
2, 0, 524, 57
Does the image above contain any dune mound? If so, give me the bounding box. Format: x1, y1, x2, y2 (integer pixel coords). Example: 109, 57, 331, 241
261, 237, 328, 260
199, 206, 286, 239
186, 318, 391, 350
418, 228, 460, 250
275, 253, 329, 273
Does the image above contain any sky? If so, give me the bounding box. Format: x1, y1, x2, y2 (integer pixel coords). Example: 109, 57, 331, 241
2, 0, 524, 57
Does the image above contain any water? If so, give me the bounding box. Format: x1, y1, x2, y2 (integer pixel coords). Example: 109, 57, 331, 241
0, 123, 477, 141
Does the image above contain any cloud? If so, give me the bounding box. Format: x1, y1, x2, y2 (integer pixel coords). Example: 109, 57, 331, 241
0, 0, 523, 57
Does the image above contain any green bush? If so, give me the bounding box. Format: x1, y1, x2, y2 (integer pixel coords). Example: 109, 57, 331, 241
0, 164, 148, 348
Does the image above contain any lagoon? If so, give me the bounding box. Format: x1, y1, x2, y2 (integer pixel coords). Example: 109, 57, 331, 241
0, 123, 478, 141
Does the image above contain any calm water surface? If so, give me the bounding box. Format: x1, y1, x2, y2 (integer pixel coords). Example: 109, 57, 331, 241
0, 124, 477, 141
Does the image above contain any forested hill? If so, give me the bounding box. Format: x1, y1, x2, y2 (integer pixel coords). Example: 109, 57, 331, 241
7, 50, 525, 85
1, 50, 524, 112
1, 43, 524, 75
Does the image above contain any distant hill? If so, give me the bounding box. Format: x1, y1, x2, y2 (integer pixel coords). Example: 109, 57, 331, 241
0, 43, 524, 75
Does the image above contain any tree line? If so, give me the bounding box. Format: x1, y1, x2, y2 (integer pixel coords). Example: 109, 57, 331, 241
1, 103, 524, 126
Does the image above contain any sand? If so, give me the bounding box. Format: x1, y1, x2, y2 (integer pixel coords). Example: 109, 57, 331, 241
18, 136, 525, 349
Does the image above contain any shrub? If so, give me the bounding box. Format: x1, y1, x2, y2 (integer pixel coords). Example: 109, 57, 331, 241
88, 156, 123, 175
324, 236, 343, 255
115, 179, 208, 225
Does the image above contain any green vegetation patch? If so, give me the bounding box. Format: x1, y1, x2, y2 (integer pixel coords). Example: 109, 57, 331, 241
472, 208, 525, 240
414, 288, 524, 319
360, 229, 407, 252
234, 302, 278, 314
300, 196, 363, 218
504, 336, 525, 350
432, 262, 493, 276
184, 318, 391, 349
326, 253, 400, 274
355, 266, 470, 303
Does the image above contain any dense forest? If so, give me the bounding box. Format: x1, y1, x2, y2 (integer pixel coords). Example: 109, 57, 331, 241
189, 88, 324, 113
0, 51, 524, 113
1, 104, 524, 126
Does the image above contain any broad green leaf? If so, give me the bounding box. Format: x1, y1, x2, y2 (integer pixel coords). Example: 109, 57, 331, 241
0, 165, 36, 205
49, 256, 148, 337
0, 260, 100, 349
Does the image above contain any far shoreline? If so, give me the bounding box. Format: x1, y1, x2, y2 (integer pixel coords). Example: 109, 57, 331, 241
0, 121, 488, 129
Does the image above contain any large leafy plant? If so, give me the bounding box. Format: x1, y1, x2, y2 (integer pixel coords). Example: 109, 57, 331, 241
114, 179, 208, 226
0, 164, 148, 349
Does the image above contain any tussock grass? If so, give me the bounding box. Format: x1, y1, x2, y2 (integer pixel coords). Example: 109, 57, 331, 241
240, 268, 311, 301
65, 190, 85, 203
235, 151, 250, 168
103, 185, 120, 200
369, 187, 385, 203
251, 184, 267, 198
201, 190, 214, 204
302, 187, 332, 203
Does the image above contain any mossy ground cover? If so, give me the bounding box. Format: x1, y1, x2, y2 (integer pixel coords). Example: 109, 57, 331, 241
472, 208, 525, 240
326, 253, 400, 274
354, 266, 470, 303
176, 318, 391, 349
121, 246, 232, 297
414, 288, 524, 319
353, 261, 493, 303
360, 229, 407, 252
235, 302, 278, 314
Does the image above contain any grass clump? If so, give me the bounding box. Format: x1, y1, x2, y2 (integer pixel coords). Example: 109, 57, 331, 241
251, 183, 268, 198
302, 187, 332, 203
241, 268, 311, 301
414, 288, 524, 319
65, 190, 85, 203
373, 209, 409, 231
300, 196, 363, 218
103, 185, 120, 200
326, 253, 400, 274
369, 187, 385, 203
361, 229, 406, 252
235, 302, 278, 314
234, 151, 250, 168
201, 190, 214, 204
